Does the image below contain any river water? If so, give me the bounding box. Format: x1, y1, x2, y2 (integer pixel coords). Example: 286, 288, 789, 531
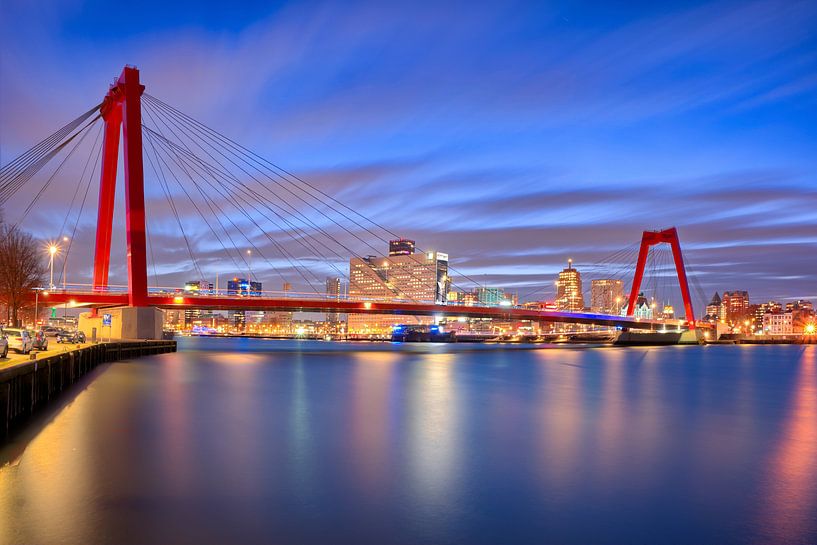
1, 339, 816, 545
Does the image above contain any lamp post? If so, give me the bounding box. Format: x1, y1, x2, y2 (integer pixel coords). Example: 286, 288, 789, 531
48, 244, 58, 290
32, 288, 47, 329
62, 236, 69, 291
246, 249, 252, 296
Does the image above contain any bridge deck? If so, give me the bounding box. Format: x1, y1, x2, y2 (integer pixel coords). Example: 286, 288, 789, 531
40, 291, 689, 330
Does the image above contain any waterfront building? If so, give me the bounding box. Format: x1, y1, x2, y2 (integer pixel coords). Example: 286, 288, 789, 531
661, 304, 675, 320
722, 291, 750, 325
763, 312, 793, 335
556, 259, 584, 312
389, 238, 416, 256
347, 247, 450, 334
751, 301, 779, 332
590, 279, 624, 314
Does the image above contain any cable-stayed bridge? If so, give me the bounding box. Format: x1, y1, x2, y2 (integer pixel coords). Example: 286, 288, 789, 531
1, 66, 705, 335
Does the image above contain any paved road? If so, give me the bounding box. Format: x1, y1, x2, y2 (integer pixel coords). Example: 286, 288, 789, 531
0, 342, 90, 370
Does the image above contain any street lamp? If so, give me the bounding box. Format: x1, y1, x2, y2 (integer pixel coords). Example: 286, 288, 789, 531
32, 288, 47, 328
246, 249, 252, 296
48, 244, 59, 289
62, 236, 69, 290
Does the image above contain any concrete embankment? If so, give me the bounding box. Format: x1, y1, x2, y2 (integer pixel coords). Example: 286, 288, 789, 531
0, 340, 176, 441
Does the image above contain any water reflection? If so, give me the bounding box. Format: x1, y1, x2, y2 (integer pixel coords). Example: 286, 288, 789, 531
760, 346, 817, 543
1, 341, 816, 545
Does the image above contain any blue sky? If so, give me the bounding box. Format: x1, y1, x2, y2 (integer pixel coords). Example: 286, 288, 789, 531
1, 0, 816, 311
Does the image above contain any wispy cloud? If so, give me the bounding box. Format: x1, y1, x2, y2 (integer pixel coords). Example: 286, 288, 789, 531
1, 0, 816, 310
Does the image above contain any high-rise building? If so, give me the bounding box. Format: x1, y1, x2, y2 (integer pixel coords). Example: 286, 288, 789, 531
325, 277, 341, 324
722, 291, 750, 324
347, 247, 450, 334
389, 238, 416, 256
590, 279, 624, 314
556, 259, 584, 312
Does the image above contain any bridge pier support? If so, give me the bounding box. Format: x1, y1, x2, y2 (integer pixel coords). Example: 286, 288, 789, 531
79, 307, 164, 340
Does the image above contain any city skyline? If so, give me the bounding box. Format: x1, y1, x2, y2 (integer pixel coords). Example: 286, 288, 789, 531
1, 0, 816, 310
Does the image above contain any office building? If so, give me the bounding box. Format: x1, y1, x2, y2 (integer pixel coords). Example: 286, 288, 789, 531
590, 279, 624, 314
556, 259, 584, 312
347, 247, 450, 334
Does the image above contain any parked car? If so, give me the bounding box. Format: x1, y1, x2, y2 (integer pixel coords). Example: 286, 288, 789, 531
56, 329, 86, 344
0, 333, 7, 358
42, 326, 60, 337
3, 328, 34, 354
32, 329, 49, 351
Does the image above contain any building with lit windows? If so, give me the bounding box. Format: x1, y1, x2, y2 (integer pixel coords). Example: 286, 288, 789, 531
590, 279, 624, 314
722, 291, 750, 325
389, 238, 416, 256
705, 292, 723, 323
347, 247, 450, 334
225, 278, 262, 330
227, 278, 262, 296
182, 280, 213, 326
556, 259, 584, 312
629, 292, 653, 319
753, 301, 782, 332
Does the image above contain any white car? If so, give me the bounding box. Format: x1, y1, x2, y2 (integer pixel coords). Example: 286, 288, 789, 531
3, 328, 33, 354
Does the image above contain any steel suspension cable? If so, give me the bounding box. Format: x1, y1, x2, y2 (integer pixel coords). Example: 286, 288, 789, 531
143, 94, 489, 291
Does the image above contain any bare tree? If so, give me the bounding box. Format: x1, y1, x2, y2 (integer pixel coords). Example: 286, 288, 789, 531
0, 219, 46, 327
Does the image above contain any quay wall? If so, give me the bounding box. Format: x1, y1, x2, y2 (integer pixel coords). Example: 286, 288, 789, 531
0, 340, 176, 441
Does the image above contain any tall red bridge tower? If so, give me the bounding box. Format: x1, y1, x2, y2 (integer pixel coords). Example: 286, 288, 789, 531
92, 66, 149, 307
626, 227, 695, 328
